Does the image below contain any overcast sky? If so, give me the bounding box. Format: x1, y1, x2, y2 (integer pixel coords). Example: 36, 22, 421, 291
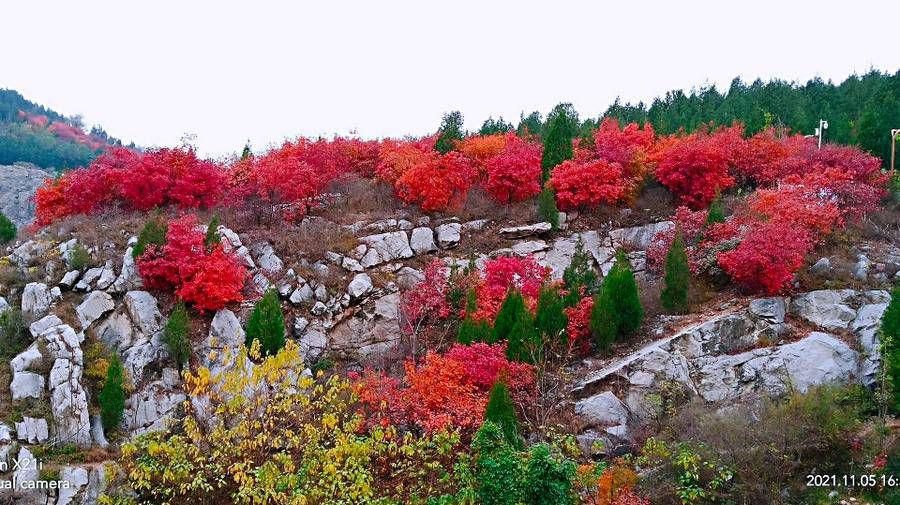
1, 1, 897, 159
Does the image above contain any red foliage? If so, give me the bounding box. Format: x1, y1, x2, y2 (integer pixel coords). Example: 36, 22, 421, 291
354, 343, 534, 433
646, 206, 709, 273
564, 296, 594, 356
717, 221, 813, 295
401, 259, 451, 333
472, 256, 549, 322
394, 151, 476, 212
550, 159, 631, 210
731, 128, 815, 185
33, 176, 71, 227
589, 118, 655, 178
137, 215, 246, 310
458, 134, 509, 167
375, 137, 435, 183
654, 125, 744, 209
748, 183, 843, 236
482, 134, 542, 203
784, 166, 886, 220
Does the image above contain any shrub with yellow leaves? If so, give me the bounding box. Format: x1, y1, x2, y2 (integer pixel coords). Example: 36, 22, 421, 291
106, 340, 473, 504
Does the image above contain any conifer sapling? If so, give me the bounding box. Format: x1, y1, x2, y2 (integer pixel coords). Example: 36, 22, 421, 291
99, 354, 126, 432
661, 233, 690, 313
246, 289, 286, 356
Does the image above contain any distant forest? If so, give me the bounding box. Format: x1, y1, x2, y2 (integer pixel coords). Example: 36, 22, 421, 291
0, 89, 126, 171
503, 69, 899, 166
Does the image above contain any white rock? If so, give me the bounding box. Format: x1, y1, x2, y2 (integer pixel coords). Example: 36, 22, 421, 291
21, 282, 52, 321
358, 231, 414, 267
75, 266, 103, 291
91, 414, 109, 449
28, 314, 63, 338
95, 260, 117, 290
299, 327, 327, 363
314, 284, 328, 302
250, 242, 283, 273
76, 290, 115, 329
0, 296, 7, 317
435, 223, 462, 249
56, 466, 90, 505
13, 446, 40, 490
347, 273, 374, 300
94, 311, 135, 351
499, 222, 552, 239
575, 391, 630, 428
202, 309, 246, 375
10, 240, 50, 268
312, 301, 327, 316
15, 417, 48, 444
59, 270, 81, 289
289, 284, 315, 305
112, 247, 143, 292
511, 240, 548, 255
10, 371, 44, 400
410, 227, 437, 254
125, 291, 164, 336
609, 221, 674, 250
791, 290, 857, 330
10, 343, 42, 373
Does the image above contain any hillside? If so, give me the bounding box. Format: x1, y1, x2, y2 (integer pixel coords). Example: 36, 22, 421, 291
0, 104, 899, 504
0, 89, 125, 171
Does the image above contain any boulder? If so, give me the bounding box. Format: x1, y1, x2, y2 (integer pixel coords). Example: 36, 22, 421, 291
91, 415, 109, 449
28, 314, 63, 338
575, 391, 630, 428
790, 290, 857, 330
410, 227, 437, 254
511, 240, 548, 255
289, 284, 315, 305
396, 267, 425, 290
95, 260, 117, 290
10, 343, 42, 373
10, 371, 44, 400
10, 240, 50, 268
809, 257, 832, 276
56, 466, 90, 505
299, 326, 328, 363
435, 223, 462, 249
0, 296, 7, 317
112, 247, 143, 292
328, 292, 402, 365
21, 282, 52, 321
93, 311, 135, 351
59, 270, 81, 290
462, 219, 489, 231
15, 417, 48, 444
124, 371, 186, 435
13, 446, 40, 491
748, 297, 788, 325
853, 254, 870, 281
75, 290, 115, 330
75, 266, 103, 291
201, 309, 246, 375
499, 222, 552, 239
609, 221, 674, 250
359, 231, 414, 267
250, 242, 284, 273
348, 273, 374, 301
124, 291, 164, 336
0, 163, 47, 227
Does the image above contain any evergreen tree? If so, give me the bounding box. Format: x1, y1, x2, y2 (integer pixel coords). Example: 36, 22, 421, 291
245, 289, 286, 356
132, 218, 167, 258
492, 289, 527, 344
882, 288, 900, 412
540, 103, 578, 182
484, 381, 521, 449
506, 307, 539, 363
522, 444, 576, 505
479, 116, 514, 135
534, 285, 567, 343
516, 111, 542, 139
458, 288, 493, 344
204, 214, 221, 250
562, 237, 598, 305
434, 111, 465, 154
538, 186, 560, 230
99, 354, 126, 432
473, 421, 522, 505
162, 302, 191, 369
706, 194, 726, 224
590, 251, 643, 349
0, 211, 15, 244
240, 142, 252, 160
661, 233, 690, 313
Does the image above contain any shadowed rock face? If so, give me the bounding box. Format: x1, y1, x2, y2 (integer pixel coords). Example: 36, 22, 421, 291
0, 163, 49, 227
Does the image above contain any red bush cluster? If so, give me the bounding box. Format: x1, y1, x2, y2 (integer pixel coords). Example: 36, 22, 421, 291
401, 259, 452, 333
394, 151, 476, 212
18, 110, 109, 150
564, 296, 594, 356
136, 215, 247, 311
470, 256, 549, 322
354, 343, 534, 432
482, 134, 543, 203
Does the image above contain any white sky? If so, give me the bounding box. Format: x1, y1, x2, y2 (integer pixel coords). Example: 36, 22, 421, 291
1, 1, 898, 159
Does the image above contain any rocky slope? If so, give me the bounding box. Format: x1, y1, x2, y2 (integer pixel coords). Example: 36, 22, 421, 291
0, 163, 48, 227
0, 210, 897, 503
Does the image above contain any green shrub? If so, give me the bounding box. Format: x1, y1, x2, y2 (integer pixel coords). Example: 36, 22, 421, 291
538, 187, 560, 230
204, 214, 221, 250
0, 211, 15, 244
562, 237, 598, 305
522, 444, 576, 505
590, 250, 643, 349
99, 354, 125, 432
132, 218, 167, 258
493, 290, 526, 344
541, 104, 577, 182
473, 421, 523, 505
162, 302, 190, 370
506, 305, 539, 363
0, 309, 28, 361
880, 288, 900, 412
245, 289, 286, 357
484, 381, 521, 449
459, 288, 493, 344
706, 193, 725, 224
534, 285, 567, 344
68, 243, 91, 271
661, 233, 690, 313
435, 111, 465, 154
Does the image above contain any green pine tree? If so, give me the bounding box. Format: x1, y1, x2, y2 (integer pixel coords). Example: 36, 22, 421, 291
458, 288, 493, 344
661, 233, 690, 313
163, 302, 191, 369
133, 218, 167, 258
0, 211, 15, 244
534, 285, 567, 344
562, 237, 598, 305
484, 381, 521, 449
538, 186, 560, 230
99, 354, 126, 432
706, 194, 726, 224
589, 290, 617, 350
240, 142, 252, 160
492, 290, 527, 344
506, 307, 539, 363
245, 289, 286, 356
540, 103, 578, 182
204, 214, 221, 250
434, 111, 465, 154
522, 444, 576, 505
882, 288, 900, 412
473, 421, 523, 505
590, 250, 643, 350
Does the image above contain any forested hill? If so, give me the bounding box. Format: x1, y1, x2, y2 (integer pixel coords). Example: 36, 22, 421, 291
0, 88, 127, 171
598, 70, 900, 165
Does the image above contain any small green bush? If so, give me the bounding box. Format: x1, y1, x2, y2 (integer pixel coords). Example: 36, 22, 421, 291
590, 250, 643, 350
0, 211, 16, 244
522, 444, 576, 505
473, 421, 523, 505
562, 237, 598, 305
459, 288, 493, 344
538, 187, 560, 230
99, 354, 125, 432
132, 218, 167, 258
661, 233, 690, 313
706, 194, 726, 224
881, 288, 900, 412
484, 381, 521, 449
534, 285, 567, 344
245, 289, 286, 356
162, 302, 191, 370
204, 214, 221, 250
434, 111, 465, 154
493, 290, 526, 345
68, 243, 92, 271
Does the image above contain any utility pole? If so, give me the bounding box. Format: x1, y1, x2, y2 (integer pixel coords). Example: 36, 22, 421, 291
892, 129, 899, 172
815, 119, 828, 150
